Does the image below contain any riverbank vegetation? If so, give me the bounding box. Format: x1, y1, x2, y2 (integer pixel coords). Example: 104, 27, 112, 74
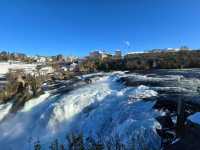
33, 133, 149, 150
80, 49, 200, 72
0, 70, 46, 112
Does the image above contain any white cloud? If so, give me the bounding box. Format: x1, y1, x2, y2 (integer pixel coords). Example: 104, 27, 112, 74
124, 41, 130, 47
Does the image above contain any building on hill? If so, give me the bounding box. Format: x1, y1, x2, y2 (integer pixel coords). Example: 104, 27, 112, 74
89, 50, 112, 60
46, 57, 53, 62
65, 56, 79, 63
56, 54, 65, 62
37, 56, 46, 63
149, 48, 177, 53
69, 63, 78, 71
38, 66, 54, 75
89, 51, 101, 59
126, 51, 145, 55
179, 46, 191, 51
149, 49, 163, 53
113, 50, 122, 59
101, 52, 112, 61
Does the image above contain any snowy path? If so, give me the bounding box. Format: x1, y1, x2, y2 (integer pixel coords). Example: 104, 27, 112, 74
0, 74, 161, 150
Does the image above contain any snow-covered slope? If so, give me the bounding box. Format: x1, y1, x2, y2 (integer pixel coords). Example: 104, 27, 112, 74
0, 102, 12, 121
0, 62, 37, 75
0, 74, 161, 150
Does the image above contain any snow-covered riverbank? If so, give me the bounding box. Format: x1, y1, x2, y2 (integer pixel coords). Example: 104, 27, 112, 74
0, 73, 161, 150
0, 62, 37, 75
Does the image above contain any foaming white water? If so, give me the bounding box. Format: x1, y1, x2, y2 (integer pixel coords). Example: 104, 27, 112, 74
128, 85, 158, 100
0, 102, 12, 121
0, 74, 161, 150
21, 92, 50, 112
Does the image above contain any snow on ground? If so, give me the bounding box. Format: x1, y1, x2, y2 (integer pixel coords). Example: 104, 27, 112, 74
0, 74, 5, 78
127, 51, 145, 54
128, 85, 158, 99
21, 92, 50, 112
0, 62, 37, 75
0, 74, 161, 150
0, 102, 12, 121
188, 112, 200, 125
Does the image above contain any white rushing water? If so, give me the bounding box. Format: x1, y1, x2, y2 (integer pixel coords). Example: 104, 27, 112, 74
0, 73, 161, 150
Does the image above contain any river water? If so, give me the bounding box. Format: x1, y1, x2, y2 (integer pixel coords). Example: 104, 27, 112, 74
0, 72, 161, 150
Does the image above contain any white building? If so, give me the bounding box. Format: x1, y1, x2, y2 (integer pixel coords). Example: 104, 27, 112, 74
60, 66, 68, 72
89, 50, 112, 60
65, 56, 78, 63
114, 50, 122, 59
32, 56, 47, 63
37, 57, 46, 63
69, 63, 78, 71
89, 51, 101, 58
39, 66, 54, 75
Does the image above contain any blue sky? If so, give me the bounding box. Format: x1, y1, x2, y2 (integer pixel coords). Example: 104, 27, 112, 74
0, 0, 200, 56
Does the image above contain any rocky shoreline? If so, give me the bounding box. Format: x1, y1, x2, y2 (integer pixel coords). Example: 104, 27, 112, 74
1, 70, 200, 149
119, 69, 200, 150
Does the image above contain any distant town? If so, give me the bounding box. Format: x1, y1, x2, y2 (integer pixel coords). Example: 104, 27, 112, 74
0, 46, 198, 76
0, 46, 199, 109
1, 47, 200, 149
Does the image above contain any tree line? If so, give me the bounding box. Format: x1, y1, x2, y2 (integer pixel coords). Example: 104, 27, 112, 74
79, 50, 200, 72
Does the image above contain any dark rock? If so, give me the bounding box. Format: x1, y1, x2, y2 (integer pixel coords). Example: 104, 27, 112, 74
156, 116, 175, 129
153, 98, 178, 112
165, 124, 200, 150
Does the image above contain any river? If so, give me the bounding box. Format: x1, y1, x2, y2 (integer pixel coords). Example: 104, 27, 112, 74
0, 72, 161, 150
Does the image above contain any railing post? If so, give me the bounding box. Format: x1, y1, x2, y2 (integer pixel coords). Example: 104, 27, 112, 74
176, 77, 185, 137
176, 96, 185, 137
